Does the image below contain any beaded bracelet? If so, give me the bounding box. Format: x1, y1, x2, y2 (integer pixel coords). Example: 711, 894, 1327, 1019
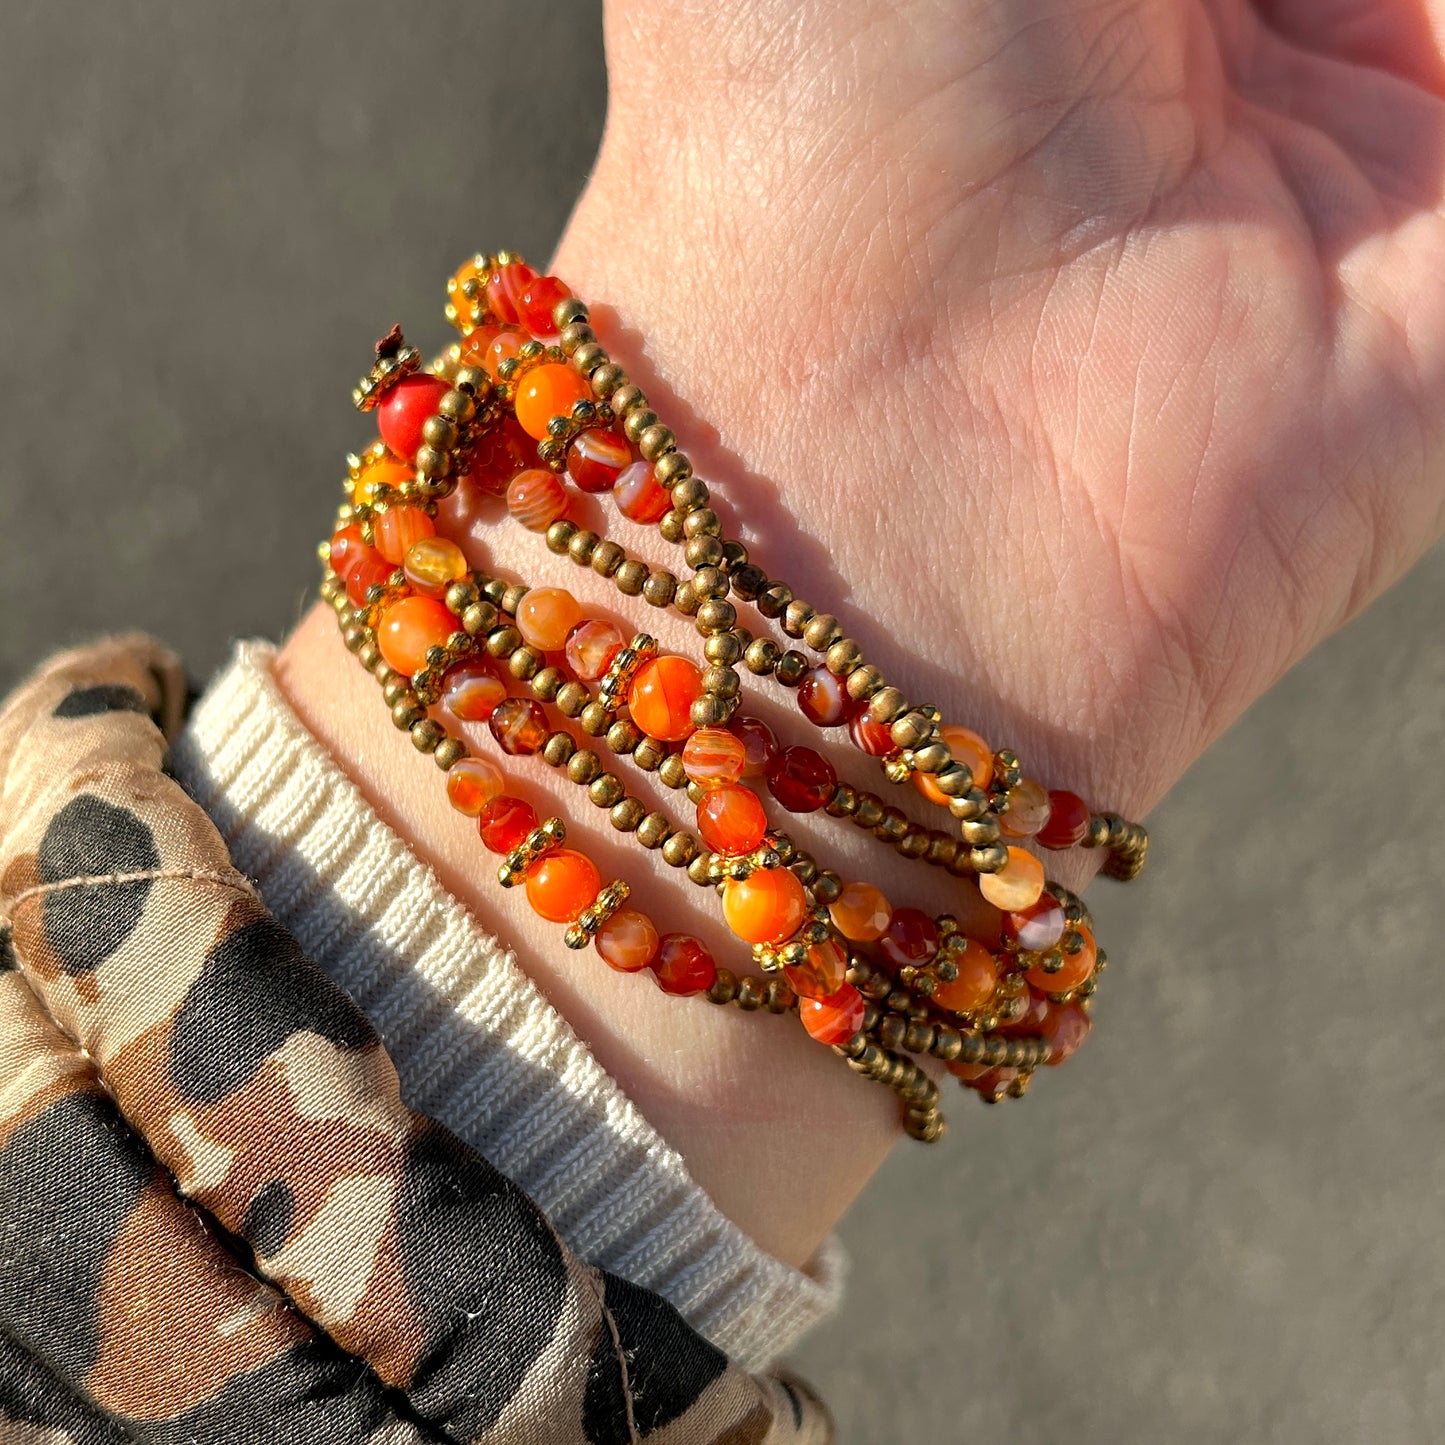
316, 251, 1149, 1138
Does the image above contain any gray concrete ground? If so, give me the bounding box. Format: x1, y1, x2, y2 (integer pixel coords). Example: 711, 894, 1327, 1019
3, 4, 1442, 1440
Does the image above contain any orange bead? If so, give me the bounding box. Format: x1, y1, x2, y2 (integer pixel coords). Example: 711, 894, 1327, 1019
1025, 925, 1097, 995
999, 777, 1051, 838
373, 506, 436, 565
977, 846, 1046, 912
932, 939, 999, 1015
403, 536, 467, 596
721, 867, 807, 946
524, 849, 601, 923
696, 783, 768, 856
682, 728, 747, 789
784, 937, 848, 1000
507, 468, 569, 531
377, 595, 455, 676
828, 881, 891, 942
514, 363, 593, 440
353, 455, 413, 507
515, 587, 583, 652
445, 756, 505, 816
594, 908, 660, 973
627, 655, 704, 742
914, 725, 993, 805
459, 323, 527, 375
447, 255, 489, 324
564, 619, 626, 681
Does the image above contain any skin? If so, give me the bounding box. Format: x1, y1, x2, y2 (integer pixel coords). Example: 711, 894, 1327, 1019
278, 0, 1445, 1269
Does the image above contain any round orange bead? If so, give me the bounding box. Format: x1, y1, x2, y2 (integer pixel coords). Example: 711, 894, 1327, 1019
721, 867, 807, 946
914, 725, 993, 805
403, 536, 467, 596
784, 937, 848, 1000
1025, 926, 1098, 995
696, 784, 768, 856
977, 846, 1046, 912
828, 881, 891, 942
682, 728, 747, 790
353, 455, 412, 507
515, 587, 583, 652
564, 619, 626, 681
445, 756, 505, 816
507, 468, 569, 531
373, 506, 436, 565
932, 939, 999, 1015
594, 908, 660, 973
377, 595, 454, 677
514, 363, 593, 441
627, 655, 704, 742
524, 849, 601, 923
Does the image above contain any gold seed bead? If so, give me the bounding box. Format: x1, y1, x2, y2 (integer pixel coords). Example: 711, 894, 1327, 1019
480, 577, 507, 605
960, 815, 1001, 846
782, 600, 815, 638
803, 614, 842, 651
846, 663, 884, 700
684, 508, 721, 539
671, 476, 709, 513
438, 388, 476, 424
659, 510, 686, 544
542, 731, 576, 767
692, 565, 729, 598
358, 639, 382, 671
696, 599, 737, 634
555, 681, 589, 717
572, 342, 607, 374
687, 854, 714, 886
580, 701, 611, 736
775, 651, 808, 687
690, 695, 731, 729
971, 843, 1009, 873
868, 687, 908, 724
343, 623, 368, 653
633, 737, 667, 771
701, 665, 740, 699
674, 582, 699, 615
736, 977, 766, 1011
636, 812, 671, 849
948, 787, 991, 820
392, 697, 424, 730
567, 750, 603, 785
615, 559, 649, 595
905, 1021, 936, 1054
622, 408, 659, 444
462, 603, 495, 636
497, 582, 526, 614
559, 321, 596, 353
826, 784, 860, 817
433, 736, 466, 771
855, 793, 886, 829
421, 414, 458, 450
825, 639, 862, 676
382, 675, 410, 706
911, 740, 950, 774
934, 763, 973, 797
931, 1027, 963, 1062
606, 719, 642, 754
661, 832, 700, 868
704, 632, 745, 666
554, 296, 589, 329
745, 638, 781, 675
546, 519, 578, 554
707, 968, 740, 1005
454, 365, 489, 394
567, 530, 599, 565
411, 719, 444, 753
813, 870, 843, 904
891, 711, 935, 750
756, 581, 792, 618
610, 797, 645, 832
638, 424, 676, 460
878, 1015, 907, 1050
589, 362, 626, 398
654, 451, 692, 488
610, 383, 646, 416
531, 666, 565, 702
642, 570, 676, 607
486, 625, 522, 659
658, 754, 688, 790
445, 579, 480, 614
591, 540, 625, 577
509, 646, 542, 681
789, 854, 819, 886
589, 773, 626, 808
414, 444, 451, 479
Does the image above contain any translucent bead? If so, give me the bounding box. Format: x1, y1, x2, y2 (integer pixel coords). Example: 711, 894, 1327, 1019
652, 935, 717, 996
730, 716, 778, 779
447, 256, 488, 322
525, 849, 601, 923
377, 596, 454, 677
1025, 925, 1097, 995
378, 373, 449, 462
627, 655, 704, 742
486, 261, 538, 324
515, 587, 584, 652
999, 777, 1052, 838
518, 274, 574, 339
566, 426, 631, 494
799, 983, 866, 1045
445, 756, 504, 816
507, 468, 569, 531
878, 907, 939, 969
374, 506, 436, 565
797, 666, 848, 727
847, 703, 895, 757
931, 939, 999, 1015
977, 847, 1045, 912
441, 660, 506, 723
765, 745, 836, 813
477, 795, 538, 853
514, 363, 592, 441
1042, 1000, 1092, 1064
346, 552, 395, 607
784, 937, 848, 1000
329, 524, 372, 580
489, 697, 549, 756
1037, 790, 1091, 849
613, 459, 672, 524
465, 413, 533, 495
403, 536, 467, 596
681, 728, 747, 789
828, 881, 891, 942
721, 867, 807, 945
563, 619, 626, 681
595, 908, 660, 973
915, 725, 992, 805
352, 455, 412, 507
1003, 894, 1065, 952
961, 1066, 1019, 1099
696, 783, 768, 856
459, 324, 528, 378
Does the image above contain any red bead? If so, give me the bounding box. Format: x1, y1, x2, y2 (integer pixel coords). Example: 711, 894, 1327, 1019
519, 275, 574, 338
878, 907, 940, 970
566, 426, 631, 493
486, 261, 538, 324
696, 783, 769, 856
345, 552, 395, 607
1042, 1001, 1092, 1065
478, 796, 538, 853
652, 934, 717, 996
1003, 894, 1066, 952
730, 716, 778, 779
798, 983, 866, 1045
378, 373, 450, 463
595, 908, 660, 973
847, 702, 895, 757
1037, 790, 1091, 849
329, 524, 370, 579
613, 459, 672, 524
440, 659, 507, 723
489, 697, 549, 756
797, 666, 848, 727
965, 1066, 1019, 1101
464, 413, 533, 496
373, 506, 436, 565
784, 937, 848, 1001
997, 988, 1051, 1036
765, 745, 836, 813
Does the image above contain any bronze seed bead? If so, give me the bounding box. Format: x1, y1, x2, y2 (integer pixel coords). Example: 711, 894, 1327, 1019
343, 623, 367, 653
730, 563, 767, 601
410, 719, 443, 753
687, 854, 714, 887
546, 519, 578, 554
960, 816, 1001, 846
498, 583, 528, 615
421, 414, 458, 451
507, 646, 541, 681
357, 639, 382, 671
948, 787, 991, 821
653, 451, 691, 488
480, 577, 507, 605
971, 843, 1009, 873
610, 797, 646, 832
392, 697, 424, 730
802, 614, 842, 652
638, 424, 676, 460
904, 1021, 936, 1055
782, 600, 815, 638
572, 342, 607, 375
674, 582, 699, 616
876, 809, 910, 844
696, 599, 737, 634
558, 321, 596, 353
745, 638, 781, 675
606, 719, 642, 754
683, 508, 721, 539
911, 740, 950, 774
765, 979, 796, 1014
898, 828, 931, 860
433, 736, 466, 771
633, 737, 667, 771
707, 969, 740, 1005
826, 784, 860, 818
445, 579, 480, 614
554, 294, 589, 329
890, 711, 935, 750
642, 570, 677, 608
567, 750, 603, 786
589, 774, 626, 808
931, 1027, 963, 1062
610, 383, 646, 416
789, 854, 819, 886
555, 681, 589, 717
691, 694, 732, 729
878, 1014, 907, 1051
531, 666, 565, 702
438, 388, 476, 424
946, 849, 975, 877
736, 977, 765, 1011
591, 540, 625, 577
636, 812, 671, 849
846, 663, 884, 701
659, 510, 686, 544
692, 565, 729, 598
813, 870, 843, 905
567, 530, 599, 566
928, 834, 961, 868
657, 754, 688, 790
622, 408, 659, 444
934, 762, 974, 797
382, 675, 410, 706
615, 559, 649, 596
701, 665, 740, 699
825, 639, 862, 676
704, 632, 745, 666
868, 687, 908, 724
775, 651, 809, 687
721, 539, 748, 570
589, 362, 627, 398
486, 626, 522, 660
580, 701, 611, 736
855, 793, 886, 829
757, 581, 792, 619
661, 832, 700, 868
461, 603, 495, 636
542, 732, 576, 767
671, 476, 709, 513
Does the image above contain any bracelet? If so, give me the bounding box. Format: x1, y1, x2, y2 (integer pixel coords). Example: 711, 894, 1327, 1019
316, 250, 1150, 1139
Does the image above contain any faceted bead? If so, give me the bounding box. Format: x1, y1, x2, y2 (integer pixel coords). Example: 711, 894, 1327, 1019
829, 881, 891, 942
797, 666, 848, 727
329, 524, 371, 579
378, 373, 450, 462
1003, 894, 1066, 952
514, 363, 592, 441
352, 456, 413, 507
784, 937, 848, 1000
915, 725, 992, 805
765, 745, 836, 813
525, 848, 601, 923
1041, 1000, 1092, 1065
730, 716, 778, 779
563, 619, 625, 681
964, 1066, 1019, 1100
627, 655, 704, 742
346, 552, 396, 607
977, 846, 1046, 912
613, 459, 672, 524
518, 274, 574, 338
595, 908, 660, 973
932, 939, 999, 1015
377, 595, 454, 677
696, 783, 769, 856
489, 697, 549, 756
652, 934, 717, 996
847, 704, 895, 758
441, 659, 506, 723
681, 728, 747, 789
507, 468, 569, 531
477, 795, 538, 853
1025, 925, 1097, 994
878, 907, 940, 970
465, 413, 533, 495
516, 587, 584, 652
799, 983, 866, 1045
566, 426, 630, 493
486, 261, 538, 324
999, 777, 1052, 838
1037, 790, 1091, 849
445, 756, 504, 816
374, 505, 436, 565
403, 536, 467, 596
721, 867, 808, 945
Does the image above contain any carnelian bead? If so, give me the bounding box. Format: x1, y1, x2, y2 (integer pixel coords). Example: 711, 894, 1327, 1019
947, 1061, 992, 1082
477, 795, 538, 853
797, 666, 848, 727
329, 524, 370, 579
403, 536, 467, 596
346, 552, 395, 607
652, 935, 717, 996
1037, 790, 1091, 849
518, 274, 574, 338
525, 849, 601, 923
1003, 894, 1066, 952
799, 983, 866, 1045
964, 1066, 1019, 1099
627, 655, 704, 742
566, 426, 630, 493
828, 881, 891, 942
441, 659, 506, 722
352, 456, 413, 507
461, 325, 528, 378
681, 728, 747, 789
932, 939, 999, 1015
614, 459, 672, 524
515, 587, 583, 652
999, 777, 1052, 838
563, 619, 625, 681
730, 716, 778, 779
1041, 1000, 1092, 1064
377, 595, 454, 677
721, 867, 807, 945
784, 937, 848, 1001
458, 323, 505, 369
765, 745, 836, 813
486, 260, 538, 324
378, 373, 449, 462
595, 908, 660, 973
445, 756, 505, 816
998, 988, 1051, 1037
489, 698, 549, 756
373, 506, 436, 565
847, 703, 895, 758
507, 468, 569, 531
514, 364, 592, 441
878, 907, 939, 969
465, 413, 532, 496
1025, 926, 1097, 994
977, 846, 1046, 912
915, 725, 992, 805
696, 784, 769, 856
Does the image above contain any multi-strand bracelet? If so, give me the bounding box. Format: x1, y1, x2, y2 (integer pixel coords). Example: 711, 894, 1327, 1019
316, 251, 1149, 1141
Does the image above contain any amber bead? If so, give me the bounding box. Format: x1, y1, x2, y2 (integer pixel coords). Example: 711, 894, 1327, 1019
1003, 894, 1065, 952
613, 459, 672, 524
489, 697, 549, 756
516, 587, 584, 652
441, 659, 506, 723
977, 847, 1046, 912
915, 725, 992, 805
1025, 926, 1097, 995
518, 274, 574, 338
628, 655, 704, 742
403, 536, 467, 596
352, 456, 413, 507
566, 426, 630, 494
485, 260, 537, 324
721, 867, 807, 945
514, 363, 592, 441
730, 716, 778, 779
1042, 1001, 1092, 1064
932, 939, 999, 1015
799, 983, 866, 1045
563, 619, 625, 681
595, 908, 660, 973
797, 666, 848, 727
478, 795, 538, 853
765, 745, 836, 813
1037, 790, 1091, 849
847, 704, 895, 758
374, 506, 436, 565
785, 937, 848, 1000
378, 373, 450, 462
999, 777, 1052, 838
507, 468, 569, 532
465, 413, 533, 495
652, 934, 717, 996
525, 849, 601, 923
681, 728, 747, 789
445, 756, 504, 816
878, 907, 940, 970
377, 595, 454, 677
828, 881, 891, 942
696, 784, 769, 856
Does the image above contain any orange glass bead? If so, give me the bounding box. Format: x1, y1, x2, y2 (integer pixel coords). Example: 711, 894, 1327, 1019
696, 783, 768, 856
932, 939, 999, 1015
524, 849, 600, 923
441, 659, 506, 722
1042, 1000, 1092, 1064
478, 795, 537, 853
377, 595, 454, 677
681, 728, 747, 790
507, 468, 569, 531
403, 536, 467, 596
373, 506, 436, 565
784, 937, 848, 1000
999, 777, 1052, 838
465, 413, 533, 495
352, 455, 413, 507
627, 655, 704, 743
515, 587, 583, 652
828, 881, 891, 942
564, 619, 626, 681
594, 907, 660, 973
514, 363, 592, 441
445, 756, 505, 816
721, 867, 807, 946
977, 846, 1046, 912
914, 725, 993, 805
1025, 925, 1097, 995
518, 274, 574, 338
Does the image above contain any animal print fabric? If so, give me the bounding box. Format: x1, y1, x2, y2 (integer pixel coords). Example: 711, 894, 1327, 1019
0, 635, 832, 1445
